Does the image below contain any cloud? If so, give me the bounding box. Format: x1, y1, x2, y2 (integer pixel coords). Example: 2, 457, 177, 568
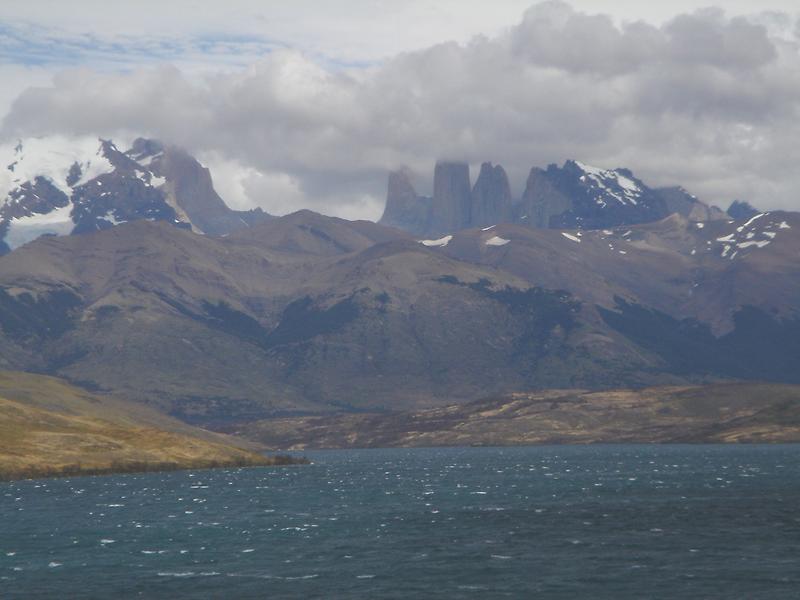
0, 21, 283, 72
3, 1, 800, 218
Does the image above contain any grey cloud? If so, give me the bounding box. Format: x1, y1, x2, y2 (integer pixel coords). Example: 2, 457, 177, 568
3, 1, 800, 218
664, 11, 776, 69
511, 2, 660, 74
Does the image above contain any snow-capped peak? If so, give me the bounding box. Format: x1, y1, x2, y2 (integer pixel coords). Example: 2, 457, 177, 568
1, 136, 114, 203
572, 160, 644, 207
0, 135, 186, 251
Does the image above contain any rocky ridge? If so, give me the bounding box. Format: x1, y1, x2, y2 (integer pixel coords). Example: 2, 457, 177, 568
0, 136, 271, 253
380, 159, 725, 235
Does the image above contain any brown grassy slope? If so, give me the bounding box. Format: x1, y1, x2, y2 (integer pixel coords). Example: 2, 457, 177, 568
0, 371, 300, 480
233, 383, 800, 449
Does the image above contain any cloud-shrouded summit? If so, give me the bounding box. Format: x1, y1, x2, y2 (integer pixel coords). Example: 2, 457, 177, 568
3, 1, 800, 219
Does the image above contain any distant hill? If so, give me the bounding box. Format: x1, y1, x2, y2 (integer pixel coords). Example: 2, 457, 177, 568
0, 370, 296, 481
233, 383, 800, 449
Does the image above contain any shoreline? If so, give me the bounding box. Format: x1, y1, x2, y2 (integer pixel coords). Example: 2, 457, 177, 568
0, 454, 310, 483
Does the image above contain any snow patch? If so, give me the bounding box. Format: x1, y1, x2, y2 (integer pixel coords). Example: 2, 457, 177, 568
573, 161, 642, 206
102, 211, 126, 226
5, 203, 74, 249
137, 152, 163, 167
419, 235, 453, 247
0, 136, 113, 203
485, 236, 510, 246
713, 212, 788, 259
737, 240, 771, 249
739, 213, 767, 230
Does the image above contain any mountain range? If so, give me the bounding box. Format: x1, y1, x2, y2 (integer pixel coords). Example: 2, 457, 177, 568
0, 136, 798, 430
380, 159, 726, 235
0, 136, 271, 253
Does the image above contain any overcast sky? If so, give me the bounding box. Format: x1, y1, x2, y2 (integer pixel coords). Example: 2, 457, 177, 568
2, 0, 800, 219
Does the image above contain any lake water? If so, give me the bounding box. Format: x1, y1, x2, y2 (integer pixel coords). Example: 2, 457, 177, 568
2, 445, 799, 599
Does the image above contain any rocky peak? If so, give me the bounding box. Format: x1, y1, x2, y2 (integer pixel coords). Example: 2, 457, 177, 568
520, 160, 674, 229
470, 162, 512, 228
379, 158, 724, 235
384, 168, 419, 219
728, 200, 759, 220
653, 186, 724, 222
517, 166, 573, 228
0, 136, 272, 253
145, 143, 272, 235
127, 138, 164, 162
431, 161, 471, 233
379, 168, 431, 235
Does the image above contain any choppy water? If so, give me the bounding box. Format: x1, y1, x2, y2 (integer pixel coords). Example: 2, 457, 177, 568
2, 445, 800, 599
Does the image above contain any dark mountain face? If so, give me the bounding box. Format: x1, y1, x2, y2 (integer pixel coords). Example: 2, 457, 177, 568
71, 140, 181, 235
379, 169, 431, 235
0, 136, 272, 253
470, 163, 512, 228
431, 161, 472, 233
380, 159, 718, 235
518, 160, 672, 229
138, 141, 271, 235
0, 209, 797, 422
728, 200, 759, 220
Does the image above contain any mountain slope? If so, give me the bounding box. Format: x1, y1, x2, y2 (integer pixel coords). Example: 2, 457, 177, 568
438, 211, 800, 330
0, 209, 798, 420
0, 213, 644, 417
0, 136, 271, 252
0, 370, 297, 481
234, 383, 800, 449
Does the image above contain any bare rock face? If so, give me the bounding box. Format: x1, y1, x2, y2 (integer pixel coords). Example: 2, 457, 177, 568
379, 158, 723, 235
728, 200, 759, 220
378, 168, 431, 235
654, 186, 725, 222
516, 167, 573, 228
431, 161, 471, 233
470, 163, 512, 228
139, 141, 271, 235
514, 161, 672, 229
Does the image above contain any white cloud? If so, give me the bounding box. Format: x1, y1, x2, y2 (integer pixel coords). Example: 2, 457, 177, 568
3, 2, 800, 218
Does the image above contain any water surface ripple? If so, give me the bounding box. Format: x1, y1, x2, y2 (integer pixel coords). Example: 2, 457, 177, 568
2, 445, 799, 598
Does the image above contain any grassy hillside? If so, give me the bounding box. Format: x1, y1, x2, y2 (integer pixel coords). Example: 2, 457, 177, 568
0, 371, 302, 481
234, 383, 800, 449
